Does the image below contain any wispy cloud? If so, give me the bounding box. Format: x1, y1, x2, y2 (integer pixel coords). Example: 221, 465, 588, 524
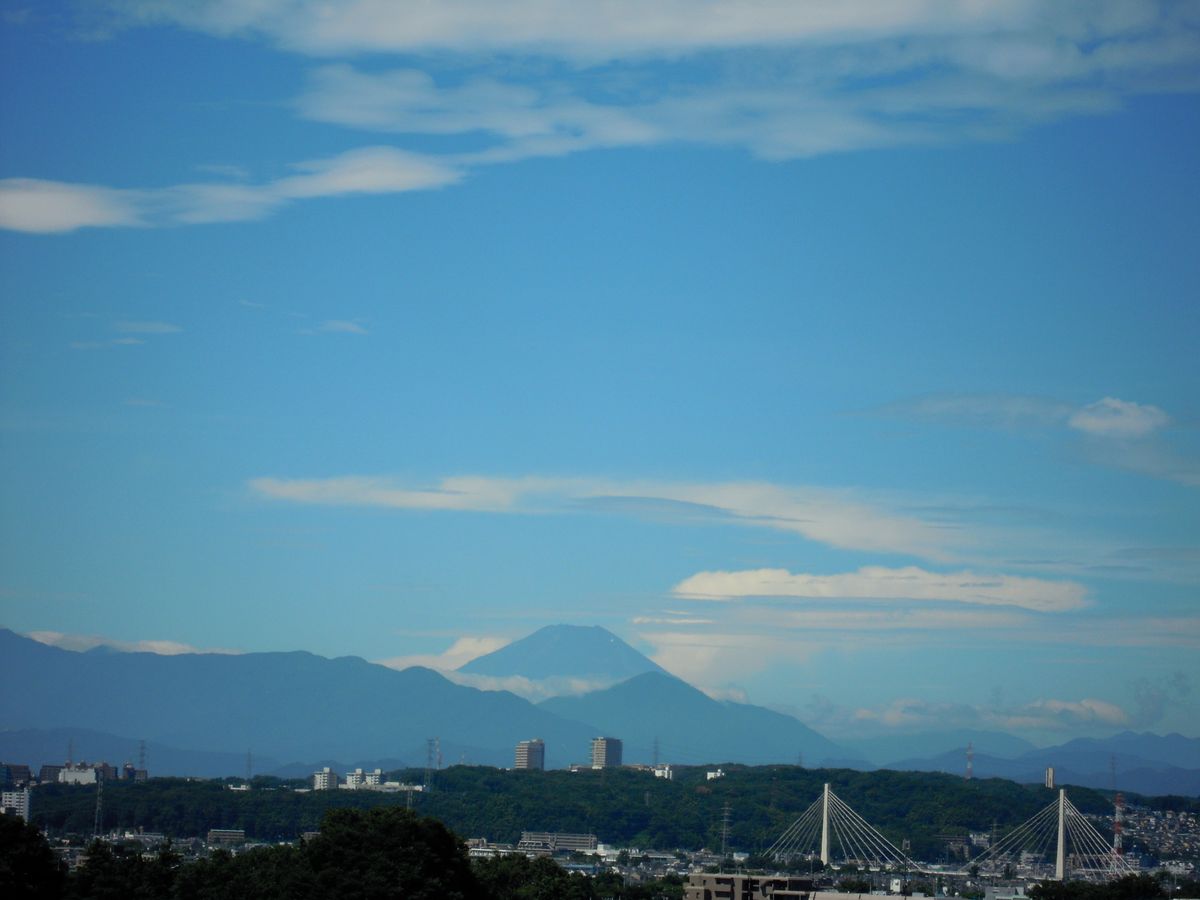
672, 564, 1087, 612
847, 695, 1130, 734
871, 392, 1197, 487
869, 393, 1072, 429
113, 320, 183, 334
312, 319, 369, 335
248, 473, 968, 560
0, 147, 460, 233
107, 1, 1194, 64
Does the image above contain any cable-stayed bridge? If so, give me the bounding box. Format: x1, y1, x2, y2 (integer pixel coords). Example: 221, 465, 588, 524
766, 784, 1135, 882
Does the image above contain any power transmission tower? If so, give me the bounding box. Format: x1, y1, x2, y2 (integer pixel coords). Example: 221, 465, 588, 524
246, 750, 253, 784
93, 772, 104, 839
425, 738, 440, 791
721, 803, 732, 859
653, 737, 659, 767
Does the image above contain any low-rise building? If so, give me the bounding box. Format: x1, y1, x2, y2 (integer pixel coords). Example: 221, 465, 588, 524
516, 831, 599, 855
684, 873, 812, 900
206, 829, 246, 846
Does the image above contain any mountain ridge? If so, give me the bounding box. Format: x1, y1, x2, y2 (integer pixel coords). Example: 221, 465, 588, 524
458, 624, 666, 682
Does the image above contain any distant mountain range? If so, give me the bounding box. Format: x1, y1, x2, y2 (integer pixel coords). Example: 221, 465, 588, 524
879, 732, 1200, 795
841, 729, 1039, 765
540, 671, 846, 766
0, 628, 594, 769
2, 626, 1197, 795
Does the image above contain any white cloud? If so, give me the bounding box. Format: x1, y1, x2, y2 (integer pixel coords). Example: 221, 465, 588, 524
636, 628, 816, 690
375, 634, 509, 672
27, 630, 241, 655
248, 473, 968, 560
1068, 396, 1170, 438
0, 147, 460, 233
109, 1, 1176, 60
1000, 697, 1130, 730
7, 4, 1197, 232
443, 672, 621, 703
0, 179, 142, 233
672, 564, 1087, 612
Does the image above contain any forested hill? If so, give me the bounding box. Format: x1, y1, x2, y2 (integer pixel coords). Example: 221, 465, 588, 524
30, 764, 1171, 860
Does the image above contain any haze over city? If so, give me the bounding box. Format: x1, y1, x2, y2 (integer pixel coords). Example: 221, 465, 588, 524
1, 1, 1198, 749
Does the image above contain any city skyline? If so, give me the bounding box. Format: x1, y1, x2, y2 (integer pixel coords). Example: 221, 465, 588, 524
1, 2, 1198, 745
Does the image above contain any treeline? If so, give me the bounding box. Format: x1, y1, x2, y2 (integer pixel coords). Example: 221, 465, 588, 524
1029, 874, 1200, 900
30, 764, 1133, 859
1, 807, 685, 899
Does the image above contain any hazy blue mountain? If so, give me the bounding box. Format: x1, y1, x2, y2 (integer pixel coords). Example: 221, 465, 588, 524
1017, 732, 1200, 771
845, 729, 1038, 766
0, 629, 598, 771
882, 737, 1200, 796
539, 671, 846, 767
0, 727, 284, 779
458, 624, 666, 681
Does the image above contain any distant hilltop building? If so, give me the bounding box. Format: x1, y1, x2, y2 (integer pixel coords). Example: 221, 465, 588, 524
591, 737, 622, 769
1, 763, 32, 787
515, 739, 545, 771
45, 761, 146, 785
343, 768, 383, 789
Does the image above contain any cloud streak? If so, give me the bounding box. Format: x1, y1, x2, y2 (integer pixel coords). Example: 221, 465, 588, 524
109, 1, 1197, 62
672, 565, 1087, 612
0, 147, 460, 234
249, 473, 968, 560
872, 392, 1195, 487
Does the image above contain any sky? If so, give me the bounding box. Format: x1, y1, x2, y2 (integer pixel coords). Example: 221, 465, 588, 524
1, 1, 1198, 747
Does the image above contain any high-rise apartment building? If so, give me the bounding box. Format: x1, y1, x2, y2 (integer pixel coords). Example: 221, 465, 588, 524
590, 737, 622, 769
1, 788, 30, 821
313, 767, 338, 790
515, 739, 545, 770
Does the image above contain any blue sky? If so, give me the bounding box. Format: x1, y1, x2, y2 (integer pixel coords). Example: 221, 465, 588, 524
1, 1, 1198, 745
